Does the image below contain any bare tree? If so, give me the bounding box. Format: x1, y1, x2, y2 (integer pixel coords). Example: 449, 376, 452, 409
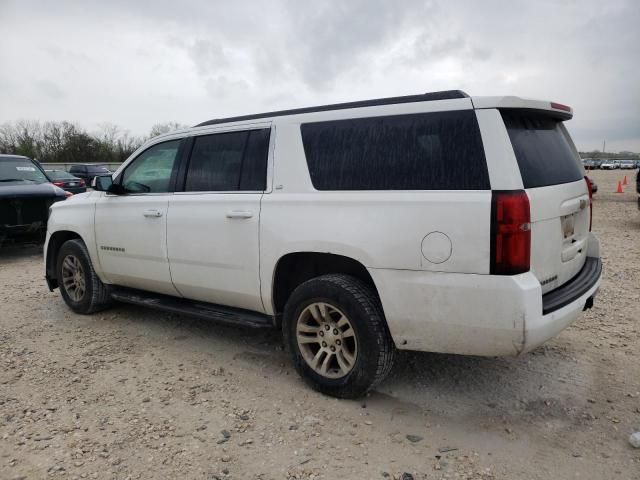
148, 122, 189, 139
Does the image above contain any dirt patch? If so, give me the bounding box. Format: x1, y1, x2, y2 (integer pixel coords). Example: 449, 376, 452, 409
1, 170, 639, 479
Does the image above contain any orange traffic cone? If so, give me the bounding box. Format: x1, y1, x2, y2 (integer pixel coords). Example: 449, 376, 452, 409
623, 175, 628, 185
616, 180, 623, 193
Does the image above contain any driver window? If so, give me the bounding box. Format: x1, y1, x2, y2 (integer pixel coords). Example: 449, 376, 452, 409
121, 140, 181, 193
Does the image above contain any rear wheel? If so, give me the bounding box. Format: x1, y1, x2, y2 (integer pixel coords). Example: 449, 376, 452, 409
56, 239, 112, 314
283, 274, 395, 398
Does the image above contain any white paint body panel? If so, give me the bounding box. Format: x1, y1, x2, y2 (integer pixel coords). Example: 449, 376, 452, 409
166, 192, 264, 312
94, 194, 179, 296
44, 93, 601, 358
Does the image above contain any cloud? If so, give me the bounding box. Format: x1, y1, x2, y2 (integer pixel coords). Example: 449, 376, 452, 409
36, 80, 66, 99
0, 0, 638, 150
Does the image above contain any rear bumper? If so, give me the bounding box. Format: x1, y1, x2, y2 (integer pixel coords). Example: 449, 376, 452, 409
542, 257, 601, 314
369, 252, 602, 357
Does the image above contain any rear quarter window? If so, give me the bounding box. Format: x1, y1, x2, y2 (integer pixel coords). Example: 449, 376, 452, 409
501, 111, 584, 189
300, 110, 489, 190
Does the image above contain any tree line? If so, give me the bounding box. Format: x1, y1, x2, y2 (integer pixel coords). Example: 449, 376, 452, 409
579, 150, 640, 160
0, 120, 187, 164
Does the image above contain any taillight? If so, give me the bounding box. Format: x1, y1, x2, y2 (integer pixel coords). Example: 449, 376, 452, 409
64, 191, 73, 198
79, 179, 85, 186
584, 176, 593, 231
490, 190, 531, 275
53, 181, 65, 187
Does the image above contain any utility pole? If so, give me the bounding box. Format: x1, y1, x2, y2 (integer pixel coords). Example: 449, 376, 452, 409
602, 140, 606, 154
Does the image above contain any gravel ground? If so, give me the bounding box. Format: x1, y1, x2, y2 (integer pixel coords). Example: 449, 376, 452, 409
1, 170, 639, 480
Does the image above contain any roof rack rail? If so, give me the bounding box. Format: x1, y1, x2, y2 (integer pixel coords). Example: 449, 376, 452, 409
195, 90, 469, 127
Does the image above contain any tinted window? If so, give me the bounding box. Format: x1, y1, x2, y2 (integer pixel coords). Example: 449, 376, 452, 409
121, 140, 180, 193
185, 129, 270, 192
300, 111, 489, 190
501, 111, 584, 188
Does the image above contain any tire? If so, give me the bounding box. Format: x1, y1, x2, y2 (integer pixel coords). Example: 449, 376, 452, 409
283, 274, 395, 398
56, 239, 112, 314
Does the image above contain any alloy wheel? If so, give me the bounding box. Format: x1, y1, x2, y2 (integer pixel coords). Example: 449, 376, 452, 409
61, 254, 86, 302
296, 302, 358, 379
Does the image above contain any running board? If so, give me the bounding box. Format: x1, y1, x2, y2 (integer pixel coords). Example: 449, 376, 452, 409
110, 287, 274, 329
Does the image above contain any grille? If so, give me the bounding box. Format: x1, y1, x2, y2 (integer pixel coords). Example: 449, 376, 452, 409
0, 198, 54, 227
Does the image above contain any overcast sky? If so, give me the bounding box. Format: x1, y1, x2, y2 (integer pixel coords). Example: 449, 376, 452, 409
1, 0, 639, 152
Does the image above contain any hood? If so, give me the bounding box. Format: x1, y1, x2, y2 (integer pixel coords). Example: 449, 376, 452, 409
0, 182, 67, 200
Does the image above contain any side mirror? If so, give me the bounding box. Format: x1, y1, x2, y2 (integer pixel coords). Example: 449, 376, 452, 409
92, 175, 112, 191
93, 175, 125, 194
107, 183, 127, 195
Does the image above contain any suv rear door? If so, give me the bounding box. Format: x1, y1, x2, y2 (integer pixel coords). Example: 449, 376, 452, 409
501, 110, 589, 293
166, 126, 271, 312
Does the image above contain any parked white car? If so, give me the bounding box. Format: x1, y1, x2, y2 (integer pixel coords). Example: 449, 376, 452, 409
600, 160, 618, 170
618, 160, 637, 170
44, 91, 602, 398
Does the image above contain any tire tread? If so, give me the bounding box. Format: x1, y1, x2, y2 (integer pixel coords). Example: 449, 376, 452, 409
58, 239, 112, 314
283, 273, 395, 398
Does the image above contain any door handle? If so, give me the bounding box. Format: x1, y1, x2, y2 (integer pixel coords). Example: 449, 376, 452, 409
226, 210, 253, 219
143, 209, 163, 218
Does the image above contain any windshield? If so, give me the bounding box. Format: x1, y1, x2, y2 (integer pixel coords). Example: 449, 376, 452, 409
0, 158, 49, 184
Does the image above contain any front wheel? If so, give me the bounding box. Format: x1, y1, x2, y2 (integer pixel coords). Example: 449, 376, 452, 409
283, 274, 395, 398
56, 239, 112, 314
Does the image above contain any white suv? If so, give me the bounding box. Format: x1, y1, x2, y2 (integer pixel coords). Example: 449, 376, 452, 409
44, 90, 602, 398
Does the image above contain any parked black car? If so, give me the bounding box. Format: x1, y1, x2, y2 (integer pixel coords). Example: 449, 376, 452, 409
45, 169, 87, 194
68, 164, 111, 184
1, 155, 67, 245
636, 169, 640, 212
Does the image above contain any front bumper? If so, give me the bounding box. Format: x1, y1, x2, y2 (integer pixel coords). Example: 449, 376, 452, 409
0, 223, 47, 244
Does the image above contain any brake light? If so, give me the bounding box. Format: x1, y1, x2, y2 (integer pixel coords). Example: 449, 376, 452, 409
490, 190, 531, 275
79, 179, 85, 186
550, 102, 571, 112
584, 176, 593, 231
64, 191, 73, 198
53, 181, 65, 187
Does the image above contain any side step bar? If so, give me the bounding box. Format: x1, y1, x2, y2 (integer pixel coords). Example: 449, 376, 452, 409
110, 287, 274, 329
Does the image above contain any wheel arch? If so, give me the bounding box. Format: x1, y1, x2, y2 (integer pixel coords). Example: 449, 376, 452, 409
45, 230, 85, 290
270, 251, 381, 323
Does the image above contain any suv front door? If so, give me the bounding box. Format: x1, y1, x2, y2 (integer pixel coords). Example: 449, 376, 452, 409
166, 126, 271, 312
95, 139, 184, 295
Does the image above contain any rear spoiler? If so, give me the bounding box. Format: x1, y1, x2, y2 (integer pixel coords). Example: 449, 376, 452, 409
471, 96, 573, 120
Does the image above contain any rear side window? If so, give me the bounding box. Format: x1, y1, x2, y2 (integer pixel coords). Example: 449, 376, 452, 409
501, 111, 584, 189
300, 110, 489, 190
185, 128, 270, 192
